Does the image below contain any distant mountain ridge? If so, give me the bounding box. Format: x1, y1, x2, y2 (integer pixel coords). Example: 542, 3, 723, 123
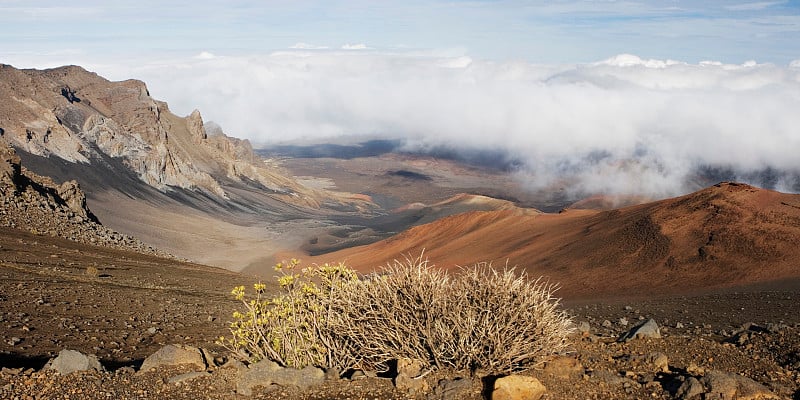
0, 63, 326, 204
0, 63, 380, 267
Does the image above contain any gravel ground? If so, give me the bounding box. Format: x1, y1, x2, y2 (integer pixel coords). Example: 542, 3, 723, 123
1, 226, 798, 399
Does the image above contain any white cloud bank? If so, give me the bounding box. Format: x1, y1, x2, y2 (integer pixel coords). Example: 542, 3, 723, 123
116, 51, 800, 198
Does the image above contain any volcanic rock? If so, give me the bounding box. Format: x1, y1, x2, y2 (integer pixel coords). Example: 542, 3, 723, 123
45, 349, 105, 375
138, 344, 207, 373
235, 359, 325, 396
699, 370, 778, 399
676, 377, 705, 399
618, 319, 661, 342
395, 357, 429, 393
428, 377, 473, 400
492, 375, 546, 400
0, 139, 158, 254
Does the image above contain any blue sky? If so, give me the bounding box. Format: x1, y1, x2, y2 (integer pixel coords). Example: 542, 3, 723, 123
2, 1, 800, 196
1, 0, 799, 65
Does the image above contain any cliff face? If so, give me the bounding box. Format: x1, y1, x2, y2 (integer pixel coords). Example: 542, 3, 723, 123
0, 64, 321, 205
0, 139, 160, 254
0, 140, 90, 219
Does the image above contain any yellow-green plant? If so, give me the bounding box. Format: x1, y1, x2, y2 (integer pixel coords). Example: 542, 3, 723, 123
217, 259, 360, 369
220, 254, 574, 375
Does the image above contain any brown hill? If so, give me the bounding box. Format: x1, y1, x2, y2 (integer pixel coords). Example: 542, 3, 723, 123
303, 182, 800, 298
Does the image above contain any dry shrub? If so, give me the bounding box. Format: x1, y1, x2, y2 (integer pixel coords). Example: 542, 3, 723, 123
328, 254, 454, 372
448, 263, 573, 373
221, 254, 573, 375
331, 255, 573, 374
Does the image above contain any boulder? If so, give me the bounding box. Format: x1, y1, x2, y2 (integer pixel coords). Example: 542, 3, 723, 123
0, 142, 22, 186
700, 370, 778, 400
676, 377, 704, 399
187, 109, 208, 141
138, 344, 207, 373
57, 180, 95, 222
492, 375, 546, 400
45, 349, 105, 375
236, 359, 325, 396
428, 377, 473, 400
618, 318, 661, 342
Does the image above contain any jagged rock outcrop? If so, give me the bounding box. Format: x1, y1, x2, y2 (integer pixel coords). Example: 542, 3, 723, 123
1, 139, 96, 220
0, 63, 331, 205
0, 139, 162, 254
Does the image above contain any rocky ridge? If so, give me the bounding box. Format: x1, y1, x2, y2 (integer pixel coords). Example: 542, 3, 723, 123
0, 63, 330, 205
1, 139, 160, 254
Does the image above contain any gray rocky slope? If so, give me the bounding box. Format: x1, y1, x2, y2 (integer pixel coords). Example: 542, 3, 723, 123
0, 63, 364, 210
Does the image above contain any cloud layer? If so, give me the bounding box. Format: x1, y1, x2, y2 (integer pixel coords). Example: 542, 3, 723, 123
114, 51, 800, 197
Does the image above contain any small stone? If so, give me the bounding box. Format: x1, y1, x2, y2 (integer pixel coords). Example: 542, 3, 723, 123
429, 377, 472, 400
602, 320, 613, 328
618, 317, 629, 327
618, 319, 661, 342
644, 352, 669, 373
676, 377, 704, 400
492, 375, 546, 400
576, 321, 591, 336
